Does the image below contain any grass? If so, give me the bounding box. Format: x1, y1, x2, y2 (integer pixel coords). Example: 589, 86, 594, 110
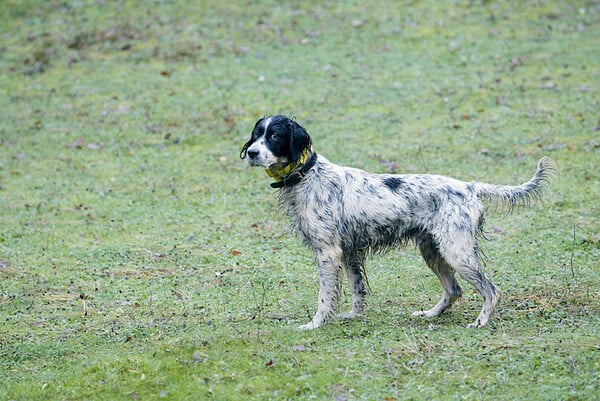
1, 0, 599, 400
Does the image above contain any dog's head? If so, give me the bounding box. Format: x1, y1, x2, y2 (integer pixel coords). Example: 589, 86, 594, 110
240, 115, 312, 169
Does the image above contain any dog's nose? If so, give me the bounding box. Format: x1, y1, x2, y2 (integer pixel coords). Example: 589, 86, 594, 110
247, 149, 259, 159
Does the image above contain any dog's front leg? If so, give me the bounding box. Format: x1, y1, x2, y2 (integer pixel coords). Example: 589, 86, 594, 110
299, 246, 343, 330
339, 251, 367, 319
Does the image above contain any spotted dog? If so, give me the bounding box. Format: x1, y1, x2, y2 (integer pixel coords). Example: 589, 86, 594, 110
240, 115, 556, 329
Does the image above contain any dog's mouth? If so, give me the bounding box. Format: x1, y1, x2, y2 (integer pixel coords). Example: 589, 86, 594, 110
247, 156, 288, 170
247, 158, 263, 167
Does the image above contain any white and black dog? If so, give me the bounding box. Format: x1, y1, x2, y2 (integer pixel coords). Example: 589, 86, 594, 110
240, 115, 556, 329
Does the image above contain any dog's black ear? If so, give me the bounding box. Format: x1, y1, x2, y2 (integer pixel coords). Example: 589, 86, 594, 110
240, 118, 264, 159
240, 138, 252, 159
287, 119, 312, 164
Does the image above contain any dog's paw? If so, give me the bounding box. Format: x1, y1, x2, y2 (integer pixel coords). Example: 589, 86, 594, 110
466, 318, 487, 328
411, 309, 442, 319
411, 310, 433, 318
337, 311, 362, 320
298, 322, 318, 330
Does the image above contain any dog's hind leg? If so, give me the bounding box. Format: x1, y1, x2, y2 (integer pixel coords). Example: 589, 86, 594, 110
460, 261, 501, 328
338, 251, 368, 319
299, 246, 343, 330
413, 234, 463, 319
438, 238, 501, 328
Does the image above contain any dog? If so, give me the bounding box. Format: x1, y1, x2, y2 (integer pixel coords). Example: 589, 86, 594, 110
240, 115, 556, 329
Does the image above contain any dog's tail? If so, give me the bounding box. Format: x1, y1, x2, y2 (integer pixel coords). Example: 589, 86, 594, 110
473, 157, 557, 210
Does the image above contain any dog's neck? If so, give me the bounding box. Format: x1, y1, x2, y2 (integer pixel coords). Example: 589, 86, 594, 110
265, 148, 317, 188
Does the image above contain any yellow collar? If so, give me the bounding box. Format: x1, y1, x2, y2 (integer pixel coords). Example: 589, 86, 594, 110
264, 147, 312, 182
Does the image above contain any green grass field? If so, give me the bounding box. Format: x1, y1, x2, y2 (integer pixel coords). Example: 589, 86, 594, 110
1, 1, 599, 400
